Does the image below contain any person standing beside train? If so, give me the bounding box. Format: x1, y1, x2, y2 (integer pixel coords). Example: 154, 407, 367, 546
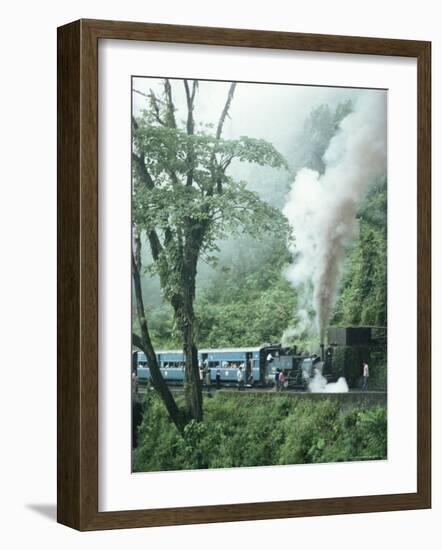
278, 370, 285, 392
237, 366, 244, 391
362, 361, 369, 390
199, 361, 204, 385
274, 369, 280, 391
205, 364, 211, 387
241, 366, 246, 390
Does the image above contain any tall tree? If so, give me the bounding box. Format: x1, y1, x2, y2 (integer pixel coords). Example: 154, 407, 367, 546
291, 100, 353, 174
132, 79, 289, 423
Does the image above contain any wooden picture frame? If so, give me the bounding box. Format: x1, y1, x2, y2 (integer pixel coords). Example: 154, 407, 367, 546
57, 18, 431, 531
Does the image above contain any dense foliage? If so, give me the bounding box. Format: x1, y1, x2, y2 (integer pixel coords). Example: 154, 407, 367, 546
139, 233, 297, 349
195, 236, 296, 347
133, 392, 387, 471
332, 178, 387, 327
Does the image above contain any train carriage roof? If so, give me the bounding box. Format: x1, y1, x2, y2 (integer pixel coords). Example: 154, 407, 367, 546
134, 346, 264, 356
200, 347, 262, 354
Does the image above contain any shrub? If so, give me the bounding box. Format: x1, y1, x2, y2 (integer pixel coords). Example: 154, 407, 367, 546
132, 393, 387, 472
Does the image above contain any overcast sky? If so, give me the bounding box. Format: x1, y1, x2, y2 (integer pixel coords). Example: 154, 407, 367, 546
132, 77, 367, 156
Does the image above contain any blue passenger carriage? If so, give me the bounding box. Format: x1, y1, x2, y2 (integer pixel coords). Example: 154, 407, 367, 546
133, 346, 262, 387
134, 349, 186, 384
200, 347, 261, 386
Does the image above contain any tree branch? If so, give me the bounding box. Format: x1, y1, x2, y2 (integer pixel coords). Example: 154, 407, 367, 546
183, 80, 197, 136
184, 80, 198, 187
208, 82, 238, 196
147, 230, 163, 262
134, 230, 142, 271
133, 88, 149, 99
163, 79, 177, 128
132, 332, 144, 350
149, 89, 167, 126
132, 152, 155, 189
216, 82, 236, 139
134, 88, 168, 126
131, 150, 165, 262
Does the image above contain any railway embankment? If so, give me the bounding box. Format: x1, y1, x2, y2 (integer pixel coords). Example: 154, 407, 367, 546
215, 389, 387, 408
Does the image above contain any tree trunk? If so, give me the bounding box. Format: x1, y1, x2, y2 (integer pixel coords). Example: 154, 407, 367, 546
182, 296, 203, 421
131, 252, 186, 433
180, 236, 203, 421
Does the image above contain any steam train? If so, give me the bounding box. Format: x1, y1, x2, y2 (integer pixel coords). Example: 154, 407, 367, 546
133, 327, 386, 391
132, 343, 334, 389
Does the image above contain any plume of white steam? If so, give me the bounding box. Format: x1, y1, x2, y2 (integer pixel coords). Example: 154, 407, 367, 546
283, 92, 387, 342
309, 371, 349, 393
281, 308, 314, 345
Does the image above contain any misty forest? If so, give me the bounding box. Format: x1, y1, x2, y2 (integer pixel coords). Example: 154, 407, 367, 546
131, 78, 387, 471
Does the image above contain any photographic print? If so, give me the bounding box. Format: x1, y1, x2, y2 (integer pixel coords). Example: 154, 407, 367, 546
57, 20, 430, 529
131, 77, 388, 473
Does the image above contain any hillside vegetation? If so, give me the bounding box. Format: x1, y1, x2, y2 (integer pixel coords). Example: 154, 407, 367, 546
133, 393, 387, 471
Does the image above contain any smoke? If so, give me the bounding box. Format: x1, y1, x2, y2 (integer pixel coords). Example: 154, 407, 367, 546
283, 92, 387, 342
309, 371, 349, 393
281, 307, 314, 345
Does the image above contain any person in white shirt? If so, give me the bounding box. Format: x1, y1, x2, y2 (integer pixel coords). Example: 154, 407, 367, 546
237, 366, 244, 391
362, 362, 369, 390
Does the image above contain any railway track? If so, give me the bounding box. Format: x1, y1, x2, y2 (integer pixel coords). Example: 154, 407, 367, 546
137, 385, 385, 395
